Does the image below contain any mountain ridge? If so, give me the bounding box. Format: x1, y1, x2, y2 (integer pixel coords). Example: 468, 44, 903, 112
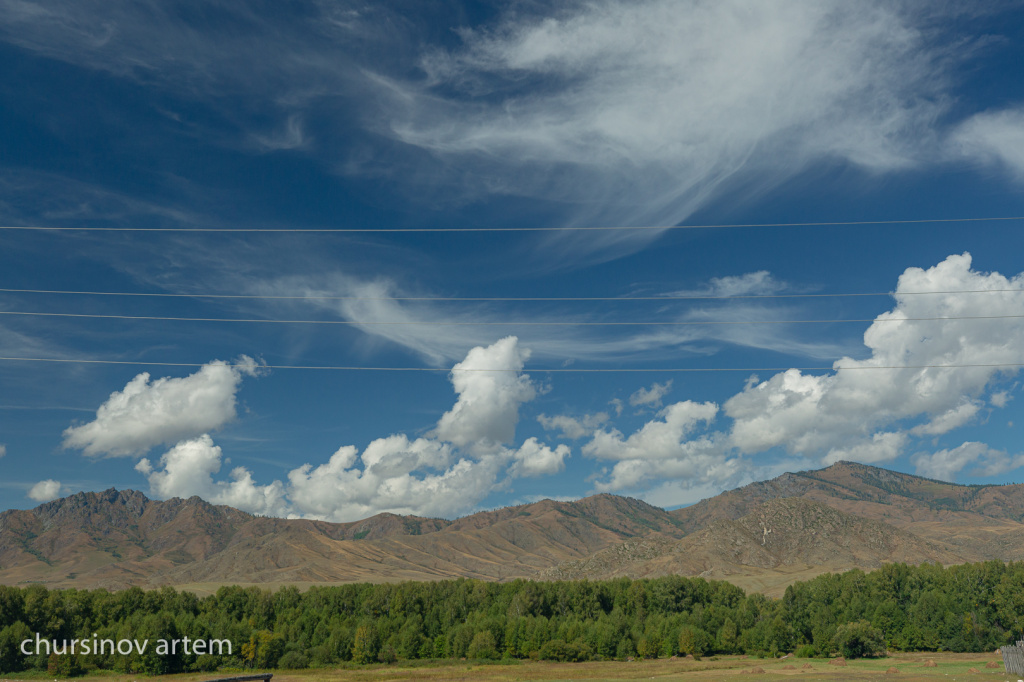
545, 496, 966, 592
0, 488, 684, 591
4, 461, 1024, 595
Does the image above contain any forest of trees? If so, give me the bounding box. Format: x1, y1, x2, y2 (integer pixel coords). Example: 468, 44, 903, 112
1, 560, 1023, 674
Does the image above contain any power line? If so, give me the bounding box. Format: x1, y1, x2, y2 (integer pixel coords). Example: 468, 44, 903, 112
2, 310, 1023, 326
1, 356, 1023, 372
2, 286, 1023, 302
1, 215, 1022, 233
2, 311, 1024, 327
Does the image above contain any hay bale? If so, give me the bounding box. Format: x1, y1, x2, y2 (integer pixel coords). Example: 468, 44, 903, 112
985, 660, 1000, 668
748, 666, 765, 674
885, 667, 899, 674
922, 659, 937, 667
782, 664, 796, 669
968, 667, 979, 673
829, 657, 847, 666
802, 663, 814, 669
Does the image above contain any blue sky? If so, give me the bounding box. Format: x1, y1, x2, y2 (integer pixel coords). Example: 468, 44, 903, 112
3, 1, 1024, 520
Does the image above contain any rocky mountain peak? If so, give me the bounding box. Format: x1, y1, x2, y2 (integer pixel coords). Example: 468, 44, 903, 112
34, 488, 151, 524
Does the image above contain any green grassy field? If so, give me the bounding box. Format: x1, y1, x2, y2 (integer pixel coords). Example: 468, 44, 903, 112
3, 653, 1016, 682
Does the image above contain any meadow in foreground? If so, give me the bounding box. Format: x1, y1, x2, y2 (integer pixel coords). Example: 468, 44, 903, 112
1, 652, 1014, 682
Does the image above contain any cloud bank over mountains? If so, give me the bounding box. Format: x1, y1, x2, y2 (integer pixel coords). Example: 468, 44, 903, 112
580, 253, 1024, 494
62, 337, 567, 520
50, 254, 1024, 518
9, 1, 1024, 516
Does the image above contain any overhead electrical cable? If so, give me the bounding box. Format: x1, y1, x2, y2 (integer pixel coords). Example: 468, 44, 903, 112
1, 215, 1022, 233
1, 356, 1023, 372
2, 310, 1024, 326
1, 287, 1023, 301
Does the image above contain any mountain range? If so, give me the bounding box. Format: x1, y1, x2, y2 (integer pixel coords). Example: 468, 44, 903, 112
2, 462, 1023, 596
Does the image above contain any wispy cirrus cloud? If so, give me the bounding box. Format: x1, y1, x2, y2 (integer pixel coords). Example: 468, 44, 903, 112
2, 0, 1020, 265
663, 271, 788, 298
0, 0, 367, 101
0, 167, 212, 228
951, 106, 1024, 181
249, 271, 855, 365
373, 0, 962, 255
0, 322, 68, 359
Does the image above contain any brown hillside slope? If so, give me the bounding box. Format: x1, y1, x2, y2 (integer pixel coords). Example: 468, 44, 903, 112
156, 495, 684, 588
0, 490, 682, 590
672, 461, 1024, 530
545, 497, 966, 595
3, 463, 1024, 594
671, 461, 1024, 562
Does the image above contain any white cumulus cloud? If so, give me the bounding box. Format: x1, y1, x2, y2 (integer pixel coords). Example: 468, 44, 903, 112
590, 442, 737, 495
537, 412, 608, 440
135, 435, 288, 517
909, 400, 983, 437
434, 336, 536, 447
63, 357, 260, 457
723, 253, 1024, 462
991, 391, 1012, 408
286, 437, 502, 521
510, 438, 570, 478
629, 380, 673, 408
133, 337, 570, 521
584, 401, 728, 492
823, 432, 909, 466
911, 442, 1024, 482
27, 479, 62, 502
582, 253, 1024, 494
585, 401, 719, 462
